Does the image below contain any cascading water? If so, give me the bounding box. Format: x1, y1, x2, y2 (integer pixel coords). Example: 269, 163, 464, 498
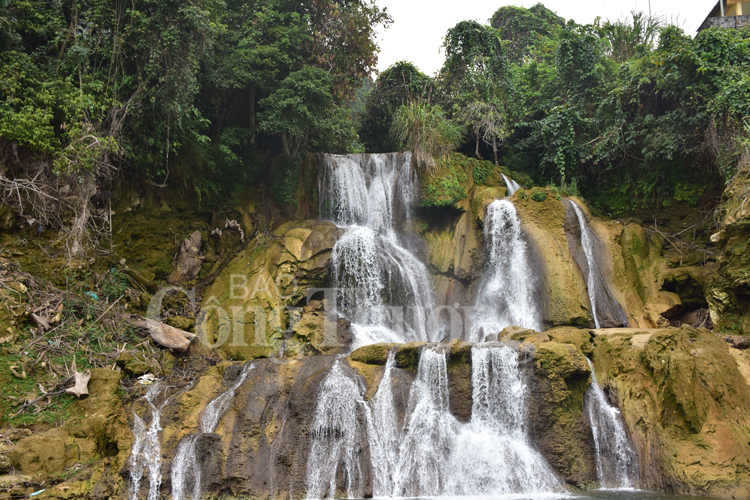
171, 364, 254, 500
571, 202, 603, 328
321, 153, 437, 346
470, 199, 542, 341
363, 352, 401, 498
392, 348, 458, 497
585, 358, 640, 489
313, 345, 561, 499
305, 359, 367, 500
502, 173, 521, 196
447, 345, 560, 495
128, 384, 165, 500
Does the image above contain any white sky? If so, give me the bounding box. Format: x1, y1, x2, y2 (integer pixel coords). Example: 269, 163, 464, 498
374, 0, 714, 76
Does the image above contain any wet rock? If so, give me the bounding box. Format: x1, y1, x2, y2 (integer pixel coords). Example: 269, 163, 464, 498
529, 341, 596, 487
545, 326, 595, 355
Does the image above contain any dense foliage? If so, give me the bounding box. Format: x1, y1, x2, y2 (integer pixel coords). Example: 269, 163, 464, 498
0, 0, 390, 247
363, 4, 750, 215
3, 0, 750, 232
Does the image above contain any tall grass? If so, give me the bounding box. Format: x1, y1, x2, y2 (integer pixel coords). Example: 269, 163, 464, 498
391, 101, 465, 171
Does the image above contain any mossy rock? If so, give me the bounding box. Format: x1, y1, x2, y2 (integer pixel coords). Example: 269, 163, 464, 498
531, 341, 595, 486
592, 325, 750, 497
198, 220, 340, 360
512, 194, 591, 327
350, 343, 398, 365
535, 341, 590, 383
545, 327, 595, 355
395, 341, 429, 371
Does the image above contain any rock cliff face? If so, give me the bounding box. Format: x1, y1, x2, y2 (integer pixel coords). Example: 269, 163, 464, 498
593, 325, 750, 498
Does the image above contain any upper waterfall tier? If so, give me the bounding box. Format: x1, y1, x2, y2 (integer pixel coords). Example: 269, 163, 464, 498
319, 152, 416, 234
320, 153, 438, 346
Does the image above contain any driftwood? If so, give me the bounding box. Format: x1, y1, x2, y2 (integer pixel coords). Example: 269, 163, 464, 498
128, 315, 196, 352
65, 359, 91, 399
30, 313, 51, 331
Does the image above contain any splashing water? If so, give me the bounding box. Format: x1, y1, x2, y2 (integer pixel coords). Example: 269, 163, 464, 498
502, 174, 521, 196
585, 358, 640, 489
128, 384, 165, 500
321, 153, 438, 346
305, 360, 367, 500
471, 199, 542, 341
171, 364, 254, 500
393, 348, 459, 497
447, 345, 560, 495
347, 345, 561, 499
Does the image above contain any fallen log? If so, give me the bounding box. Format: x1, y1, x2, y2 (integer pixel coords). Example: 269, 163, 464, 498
127, 315, 196, 352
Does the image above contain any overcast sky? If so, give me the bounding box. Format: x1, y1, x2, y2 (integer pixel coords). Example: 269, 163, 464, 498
374, 0, 713, 76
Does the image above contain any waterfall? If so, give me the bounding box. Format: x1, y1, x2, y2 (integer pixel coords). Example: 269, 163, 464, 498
305, 359, 367, 500
446, 345, 559, 495
502, 173, 521, 195
321, 153, 438, 347
128, 384, 164, 500
392, 348, 458, 497
171, 364, 254, 500
585, 358, 640, 489
363, 352, 401, 497
570, 202, 603, 328
471, 199, 542, 341
336, 345, 561, 499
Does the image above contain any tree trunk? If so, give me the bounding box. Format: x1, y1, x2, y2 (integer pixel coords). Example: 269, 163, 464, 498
475, 134, 483, 160
249, 86, 256, 144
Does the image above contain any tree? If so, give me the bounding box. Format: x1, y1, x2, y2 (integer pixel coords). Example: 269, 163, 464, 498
596, 11, 663, 63
491, 4, 564, 64
360, 61, 433, 152
440, 20, 511, 163
259, 66, 347, 158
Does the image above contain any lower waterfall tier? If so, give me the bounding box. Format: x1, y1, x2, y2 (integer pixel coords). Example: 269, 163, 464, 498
107, 325, 750, 500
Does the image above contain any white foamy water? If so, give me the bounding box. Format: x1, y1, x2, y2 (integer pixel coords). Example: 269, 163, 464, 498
305, 359, 367, 500
321, 153, 438, 347
308, 345, 562, 498
128, 384, 164, 500
502, 174, 521, 196
570, 202, 603, 328
471, 199, 542, 341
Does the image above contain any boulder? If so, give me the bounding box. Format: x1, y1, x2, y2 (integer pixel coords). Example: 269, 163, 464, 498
198, 220, 341, 360
350, 343, 399, 365
592, 325, 750, 497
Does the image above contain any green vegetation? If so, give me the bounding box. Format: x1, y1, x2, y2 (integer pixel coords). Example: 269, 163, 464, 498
360, 5, 750, 216
391, 101, 465, 171
0, 257, 158, 425
0, 0, 390, 254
